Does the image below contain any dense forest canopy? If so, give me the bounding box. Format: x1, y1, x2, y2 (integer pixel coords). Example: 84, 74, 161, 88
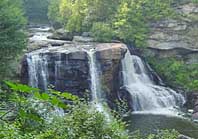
48, 0, 175, 46
23, 0, 50, 23
0, 0, 26, 80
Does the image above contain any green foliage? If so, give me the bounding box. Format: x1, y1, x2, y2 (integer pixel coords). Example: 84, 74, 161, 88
113, 0, 174, 46
0, 82, 131, 139
23, 0, 50, 23
192, 0, 198, 3
58, 0, 89, 32
0, 82, 180, 139
0, 81, 78, 131
91, 22, 114, 42
0, 0, 27, 80
48, 0, 61, 25
148, 57, 198, 92
113, 1, 148, 46
48, 0, 175, 47
0, 103, 130, 139
37, 103, 129, 139
147, 130, 179, 139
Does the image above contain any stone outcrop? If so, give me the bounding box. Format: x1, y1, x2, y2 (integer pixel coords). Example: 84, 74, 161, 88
94, 43, 131, 109
144, 2, 198, 62
22, 28, 128, 106
22, 26, 129, 109
47, 28, 77, 41
28, 26, 72, 52
21, 44, 90, 97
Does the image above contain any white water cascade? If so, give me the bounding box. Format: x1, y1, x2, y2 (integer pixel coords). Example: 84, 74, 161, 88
27, 53, 49, 91
122, 51, 185, 114
27, 52, 65, 117
86, 49, 105, 113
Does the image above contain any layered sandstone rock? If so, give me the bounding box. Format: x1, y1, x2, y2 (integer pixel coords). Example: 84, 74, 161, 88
144, 2, 198, 62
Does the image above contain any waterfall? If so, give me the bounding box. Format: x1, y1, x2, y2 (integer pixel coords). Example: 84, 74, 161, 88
55, 54, 62, 90
86, 49, 105, 112
27, 52, 64, 117
122, 51, 185, 112
27, 53, 49, 91
86, 48, 111, 119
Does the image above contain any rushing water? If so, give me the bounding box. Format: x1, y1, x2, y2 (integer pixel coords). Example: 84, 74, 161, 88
86, 49, 108, 116
87, 49, 101, 103
122, 51, 185, 112
27, 54, 49, 91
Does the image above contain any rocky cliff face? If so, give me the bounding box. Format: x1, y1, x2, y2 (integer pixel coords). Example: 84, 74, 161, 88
21, 27, 128, 108
145, 2, 198, 63
144, 2, 198, 120
21, 44, 90, 97
94, 43, 131, 109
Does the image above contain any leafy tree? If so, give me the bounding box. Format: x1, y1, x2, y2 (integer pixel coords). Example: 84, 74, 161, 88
23, 0, 50, 23
113, 1, 149, 46
48, 0, 175, 47
0, 82, 130, 139
48, 0, 62, 28
91, 22, 114, 42
113, 0, 174, 46
148, 57, 198, 92
0, 0, 27, 80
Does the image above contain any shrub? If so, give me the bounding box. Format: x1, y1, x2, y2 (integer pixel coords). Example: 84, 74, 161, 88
91, 23, 114, 42
0, 0, 27, 80
148, 57, 198, 92
48, 0, 175, 46
147, 130, 179, 139
0, 82, 130, 139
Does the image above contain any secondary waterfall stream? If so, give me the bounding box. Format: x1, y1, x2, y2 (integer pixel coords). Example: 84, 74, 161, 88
86, 49, 109, 117
27, 53, 49, 91
122, 51, 185, 113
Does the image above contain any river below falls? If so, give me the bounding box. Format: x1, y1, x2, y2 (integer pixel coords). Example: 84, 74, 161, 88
125, 113, 198, 138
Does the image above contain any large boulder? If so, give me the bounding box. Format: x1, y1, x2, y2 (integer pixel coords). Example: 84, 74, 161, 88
28, 27, 71, 52
73, 36, 94, 43
94, 43, 128, 109
47, 29, 78, 41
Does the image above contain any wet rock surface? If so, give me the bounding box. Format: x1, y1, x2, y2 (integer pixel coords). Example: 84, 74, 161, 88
22, 26, 128, 106
94, 43, 128, 109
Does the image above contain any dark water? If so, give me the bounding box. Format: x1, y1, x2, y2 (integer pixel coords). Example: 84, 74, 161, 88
126, 114, 198, 138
